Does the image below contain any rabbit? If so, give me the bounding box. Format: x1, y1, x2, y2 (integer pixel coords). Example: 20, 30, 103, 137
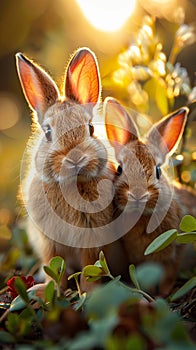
104, 97, 196, 295
16, 48, 125, 292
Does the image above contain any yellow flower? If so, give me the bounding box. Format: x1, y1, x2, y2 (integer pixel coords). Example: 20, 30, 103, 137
128, 81, 148, 106
175, 24, 195, 48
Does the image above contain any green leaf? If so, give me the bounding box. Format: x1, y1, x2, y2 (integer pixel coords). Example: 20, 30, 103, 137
99, 251, 110, 275
0, 331, 15, 343
106, 334, 146, 350
10, 295, 27, 312
49, 255, 65, 269
85, 280, 133, 319
135, 263, 164, 290
10, 291, 36, 312
155, 79, 168, 115
85, 276, 101, 282
68, 272, 81, 281
82, 265, 103, 277
49, 256, 66, 283
56, 298, 70, 308
45, 280, 55, 304
6, 313, 19, 334
170, 276, 196, 301
91, 316, 119, 344
67, 331, 100, 350
36, 308, 45, 322
129, 264, 141, 290
143, 298, 179, 343
43, 266, 58, 283
180, 215, 196, 232
20, 307, 35, 320
14, 278, 29, 304
176, 232, 196, 244
126, 334, 146, 350
44, 256, 66, 284
74, 292, 87, 311
67, 315, 118, 350
94, 261, 102, 268
144, 229, 178, 255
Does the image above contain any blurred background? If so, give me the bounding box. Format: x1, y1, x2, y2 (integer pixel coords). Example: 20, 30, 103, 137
0, 0, 195, 231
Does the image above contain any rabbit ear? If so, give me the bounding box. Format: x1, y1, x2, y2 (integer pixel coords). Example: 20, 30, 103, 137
65, 47, 101, 104
146, 107, 189, 164
16, 53, 59, 121
105, 97, 138, 153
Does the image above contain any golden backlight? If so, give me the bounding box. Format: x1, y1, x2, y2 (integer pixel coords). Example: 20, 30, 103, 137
76, 0, 136, 32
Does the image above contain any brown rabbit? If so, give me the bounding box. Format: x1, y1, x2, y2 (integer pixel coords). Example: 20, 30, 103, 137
105, 97, 196, 294
16, 48, 124, 291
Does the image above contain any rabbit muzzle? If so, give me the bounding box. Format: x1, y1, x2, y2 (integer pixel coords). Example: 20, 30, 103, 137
63, 149, 89, 174
40, 139, 108, 184
126, 189, 149, 211
127, 190, 149, 203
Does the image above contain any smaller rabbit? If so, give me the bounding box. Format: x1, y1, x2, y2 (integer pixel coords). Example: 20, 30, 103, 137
105, 97, 196, 294
16, 48, 124, 292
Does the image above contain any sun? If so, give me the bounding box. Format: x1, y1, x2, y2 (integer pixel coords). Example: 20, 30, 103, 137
76, 0, 136, 33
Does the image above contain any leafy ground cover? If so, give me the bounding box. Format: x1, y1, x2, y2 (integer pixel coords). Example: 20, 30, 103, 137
0, 216, 195, 349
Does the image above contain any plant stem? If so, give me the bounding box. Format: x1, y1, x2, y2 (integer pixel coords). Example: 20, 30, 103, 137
118, 281, 155, 303
107, 272, 155, 303
108, 274, 115, 280
130, 288, 155, 303
0, 308, 10, 324
56, 284, 61, 298
0, 286, 8, 295
75, 276, 82, 298
168, 41, 180, 65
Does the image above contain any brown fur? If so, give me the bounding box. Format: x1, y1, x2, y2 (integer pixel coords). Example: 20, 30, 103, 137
16, 49, 126, 292
105, 98, 196, 295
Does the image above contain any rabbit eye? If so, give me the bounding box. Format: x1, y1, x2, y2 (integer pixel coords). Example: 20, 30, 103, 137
116, 164, 123, 176
43, 124, 52, 142
141, 169, 146, 178
155, 165, 162, 179
89, 123, 94, 136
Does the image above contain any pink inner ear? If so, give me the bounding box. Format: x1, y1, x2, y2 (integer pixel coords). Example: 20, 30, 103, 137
105, 98, 138, 148
17, 59, 42, 112
65, 48, 100, 104
106, 122, 133, 148
16, 53, 59, 116
159, 109, 187, 153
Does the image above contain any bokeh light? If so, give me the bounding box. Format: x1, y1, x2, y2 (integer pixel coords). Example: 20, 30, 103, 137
192, 151, 196, 161
175, 154, 184, 162
181, 170, 191, 183
0, 94, 20, 130
76, 0, 136, 32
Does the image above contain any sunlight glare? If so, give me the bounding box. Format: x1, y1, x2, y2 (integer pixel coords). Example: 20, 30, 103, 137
76, 0, 136, 32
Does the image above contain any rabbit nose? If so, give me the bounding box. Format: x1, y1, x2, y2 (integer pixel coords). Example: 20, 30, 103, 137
127, 191, 149, 203
65, 153, 88, 170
